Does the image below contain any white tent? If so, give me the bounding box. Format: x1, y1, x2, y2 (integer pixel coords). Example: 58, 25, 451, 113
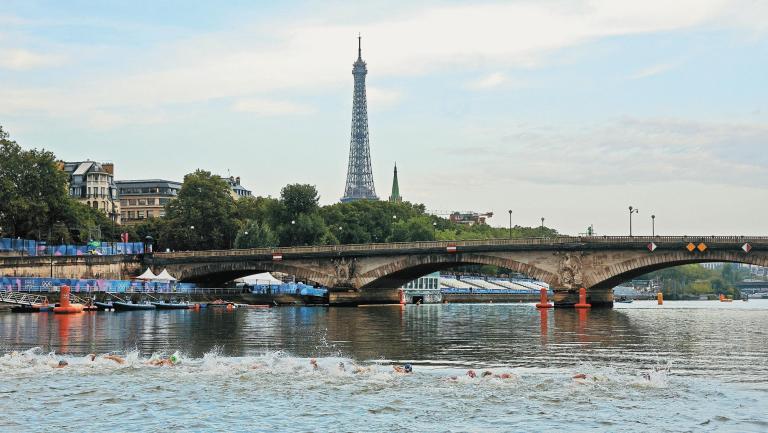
135, 267, 158, 280
235, 272, 282, 285
155, 269, 177, 282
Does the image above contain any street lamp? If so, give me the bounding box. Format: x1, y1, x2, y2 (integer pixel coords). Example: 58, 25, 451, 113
540, 217, 545, 237
628, 206, 639, 236
651, 215, 656, 237
508, 210, 513, 239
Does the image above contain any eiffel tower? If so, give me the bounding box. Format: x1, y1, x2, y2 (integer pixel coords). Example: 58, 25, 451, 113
341, 35, 378, 203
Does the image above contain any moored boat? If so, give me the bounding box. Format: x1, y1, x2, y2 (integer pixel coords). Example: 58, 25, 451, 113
151, 301, 192, 310
113, 301, 156, 311
94, 301, 114, 310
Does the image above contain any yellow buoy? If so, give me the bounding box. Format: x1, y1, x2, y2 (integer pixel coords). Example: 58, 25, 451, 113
657, 292, 663, 305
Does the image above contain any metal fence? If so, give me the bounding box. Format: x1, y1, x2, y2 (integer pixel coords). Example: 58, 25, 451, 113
0, 238, 144, 257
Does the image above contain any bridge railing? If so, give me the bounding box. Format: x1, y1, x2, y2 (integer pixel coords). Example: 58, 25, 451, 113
154, 235, 768, 259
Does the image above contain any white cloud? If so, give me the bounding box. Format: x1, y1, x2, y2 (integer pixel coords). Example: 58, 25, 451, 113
468, 72, 507, 89
447, 117, 768, 188
231, 98, 315, 116
1, 0, 759, 126
366, 86, 403, 108
0, 48, 64, 70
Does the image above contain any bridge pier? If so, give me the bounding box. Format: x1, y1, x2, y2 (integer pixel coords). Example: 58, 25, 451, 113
328, 288, 400, 306
553, 288, 613, 308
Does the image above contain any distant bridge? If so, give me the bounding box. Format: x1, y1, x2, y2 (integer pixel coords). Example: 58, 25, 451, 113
2, 236, 765, 307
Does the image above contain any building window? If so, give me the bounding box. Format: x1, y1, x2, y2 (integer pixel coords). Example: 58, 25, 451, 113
87, 187, 91, 196
128, 199, 137, 206
138, 211, 145, 219
120, 200, 128, 206
159, 198, 170, 205
147, 210, 153, 218
128, 211, 135, 218
138, 199, 146, 206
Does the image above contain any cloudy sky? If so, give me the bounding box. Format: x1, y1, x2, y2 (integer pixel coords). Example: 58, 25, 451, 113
2, 0, 767, 235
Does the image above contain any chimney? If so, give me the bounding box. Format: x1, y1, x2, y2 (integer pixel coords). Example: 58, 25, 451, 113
236, 176, 240, 185
103, 163, 114, 175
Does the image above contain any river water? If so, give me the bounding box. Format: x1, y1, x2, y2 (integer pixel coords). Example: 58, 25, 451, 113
1, 300, 767, 432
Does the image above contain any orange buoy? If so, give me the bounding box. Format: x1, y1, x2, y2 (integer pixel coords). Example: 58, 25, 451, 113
226, 303, 234, 311
535, 287, 553, 308
574, 287, 591, 308
657, 292, 663, 305
53, 285, 84, 314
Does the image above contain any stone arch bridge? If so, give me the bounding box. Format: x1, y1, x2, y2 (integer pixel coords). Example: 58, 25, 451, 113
2, 236, 764, 307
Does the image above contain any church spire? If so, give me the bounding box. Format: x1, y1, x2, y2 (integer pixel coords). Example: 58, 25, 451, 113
389, 163, 402, 203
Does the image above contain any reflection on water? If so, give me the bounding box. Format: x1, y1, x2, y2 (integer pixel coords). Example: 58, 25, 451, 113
1, 300, 767, 432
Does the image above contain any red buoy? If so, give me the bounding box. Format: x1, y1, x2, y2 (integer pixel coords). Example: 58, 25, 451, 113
574, 287, 591, 308
535, 287, 553, 308
53, 285, 84, 314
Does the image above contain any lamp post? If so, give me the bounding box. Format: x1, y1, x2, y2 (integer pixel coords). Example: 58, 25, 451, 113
540, 217, 545, 237
291, 220, 296, 246
508, 210, 513, 239
651, 215, 656, 237
628, 206, 639, 236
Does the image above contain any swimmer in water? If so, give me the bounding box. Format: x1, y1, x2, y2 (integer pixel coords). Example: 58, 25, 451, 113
353, 365, 372, 374
466, 369, 477, 378
337, 362, 346, 372
146, 354, 178, 367
392, 363, 413, 374
103, 354, 125, 365
482, 370, 493, 378
310, 358, 319, 371
54, 360, 68, 369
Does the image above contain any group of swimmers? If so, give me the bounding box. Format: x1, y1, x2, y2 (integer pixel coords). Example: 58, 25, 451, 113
50, 353, 180, 368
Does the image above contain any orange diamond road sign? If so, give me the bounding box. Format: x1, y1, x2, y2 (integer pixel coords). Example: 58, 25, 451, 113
686, 243, 696, 252
647, 242, 657, 252
742, 243, 752, 253
697, 243, 707, 252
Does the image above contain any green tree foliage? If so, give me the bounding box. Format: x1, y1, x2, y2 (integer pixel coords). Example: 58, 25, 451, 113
280, 184, 320, 217
161, 170, 237, 250
0, 125, 120, 243
643, 263, 747, 298
235, 220, 278, 248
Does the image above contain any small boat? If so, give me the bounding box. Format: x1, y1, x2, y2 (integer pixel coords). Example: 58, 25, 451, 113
208, 299, 233, 308
112, 301, 157, 311
11, 304, 53, 313
151, 301, 192, 310
94, 301, 114, 310
615, 296, 633, 304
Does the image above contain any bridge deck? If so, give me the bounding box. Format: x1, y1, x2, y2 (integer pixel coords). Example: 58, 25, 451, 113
154, 235, 765, 259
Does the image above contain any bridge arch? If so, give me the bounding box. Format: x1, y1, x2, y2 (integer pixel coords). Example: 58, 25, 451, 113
166, 261, 335, 288
587, 250, 768, 290
357, 252, 558, 289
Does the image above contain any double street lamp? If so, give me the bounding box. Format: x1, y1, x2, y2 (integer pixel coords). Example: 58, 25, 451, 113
628, 206, 639, 236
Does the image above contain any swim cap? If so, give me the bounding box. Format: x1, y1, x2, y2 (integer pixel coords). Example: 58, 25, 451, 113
170, 354, 178, 364
404, 363, 412, 373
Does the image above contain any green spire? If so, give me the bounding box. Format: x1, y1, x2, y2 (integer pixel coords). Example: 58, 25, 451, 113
389, 163, 402, 203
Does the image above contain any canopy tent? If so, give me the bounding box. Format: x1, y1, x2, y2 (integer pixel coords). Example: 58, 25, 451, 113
135, 267, 158, 280
235, 272, 283, 285
155, 269, 177, 282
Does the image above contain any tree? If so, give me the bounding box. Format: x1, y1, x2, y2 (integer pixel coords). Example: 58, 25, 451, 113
280, 184, 320, 217
235, 220, 278, 248
162, 170, 237, 250
278, 212, 337, 246
387, 216, 436, 242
